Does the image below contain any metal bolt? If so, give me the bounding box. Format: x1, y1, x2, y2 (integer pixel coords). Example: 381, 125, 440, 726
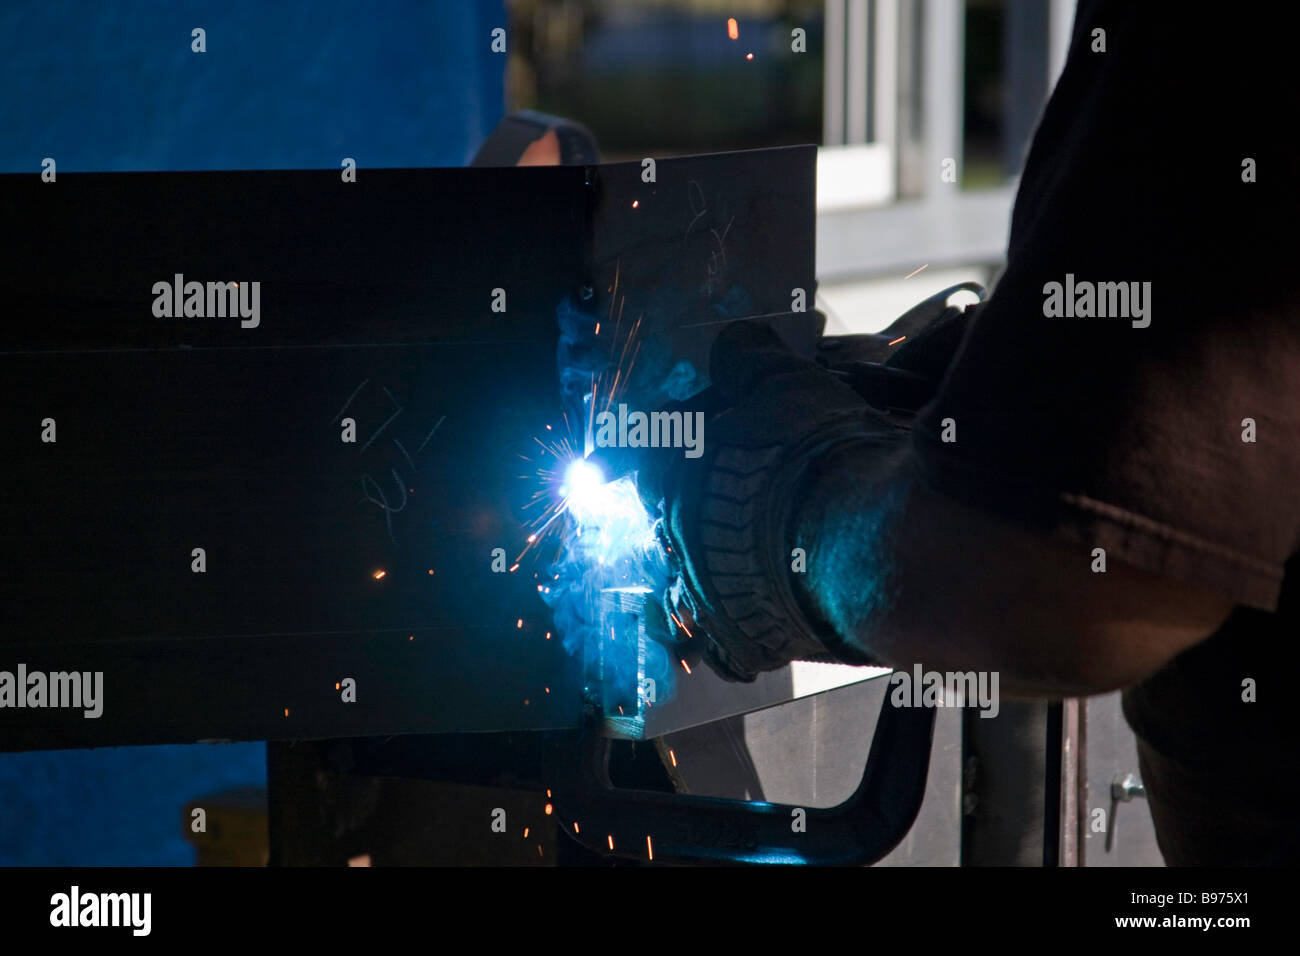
1105, 772, 1146, 853
1111, 773, 1145, 803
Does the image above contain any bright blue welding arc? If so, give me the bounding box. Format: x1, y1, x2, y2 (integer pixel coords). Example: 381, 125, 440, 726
541, 457, 675, 701
560, 458, 605, 502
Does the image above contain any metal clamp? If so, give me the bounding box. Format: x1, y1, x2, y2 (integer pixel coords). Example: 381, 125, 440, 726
548, 688, 935, 865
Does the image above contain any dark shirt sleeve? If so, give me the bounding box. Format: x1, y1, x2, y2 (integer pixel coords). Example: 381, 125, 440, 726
912, 0, 1300, 610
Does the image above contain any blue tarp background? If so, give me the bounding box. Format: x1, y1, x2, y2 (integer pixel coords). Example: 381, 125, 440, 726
0, 0, 505, 171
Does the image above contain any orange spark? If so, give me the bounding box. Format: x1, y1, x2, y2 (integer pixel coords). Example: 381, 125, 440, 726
573, 822, 580, 834
904, 263, 929, 279
647, 835, 654, 860
544, 803, 553, 815
681, 659, 692, 674
669, 749, 677, 767
746, 52, 754, 60
607, 835, 614, 850
372, 569, 386, 579
888, 335, 907, 346
524, 827, 530, 838
727, 18, 738, 39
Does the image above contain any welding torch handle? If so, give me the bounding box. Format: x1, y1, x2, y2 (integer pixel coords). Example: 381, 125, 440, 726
831, 361, 938, 414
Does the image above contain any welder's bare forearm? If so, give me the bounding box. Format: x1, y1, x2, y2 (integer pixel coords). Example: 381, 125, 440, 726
792, 443, 1235, 697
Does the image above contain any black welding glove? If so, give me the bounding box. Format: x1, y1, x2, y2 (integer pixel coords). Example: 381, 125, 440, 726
640, 320, 908, 682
